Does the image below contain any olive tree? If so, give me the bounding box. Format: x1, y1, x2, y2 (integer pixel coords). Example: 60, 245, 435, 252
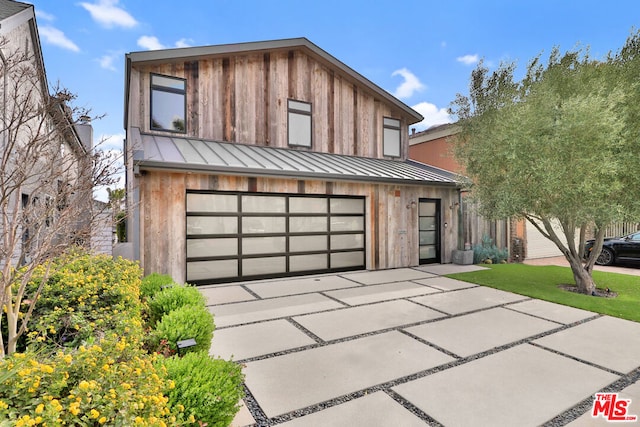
450, 32, 640, 294
0, 36, 118, 357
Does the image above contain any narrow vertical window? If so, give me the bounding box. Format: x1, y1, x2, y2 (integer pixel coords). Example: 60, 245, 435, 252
288, 99, 312, 147
150, 74, 186, 133
383, 117, 401, 157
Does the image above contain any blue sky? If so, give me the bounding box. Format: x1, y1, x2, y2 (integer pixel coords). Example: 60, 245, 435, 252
26, 0, 640, 162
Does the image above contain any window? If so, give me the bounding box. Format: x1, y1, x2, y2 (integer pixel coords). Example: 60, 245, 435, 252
383, 117, 401, 157
288, 99, 312, 147
150, 74, 186, 133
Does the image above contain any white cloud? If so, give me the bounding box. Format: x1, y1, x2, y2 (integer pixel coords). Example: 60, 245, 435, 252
80, 0, 138, 29
410, 101, 453, 131
391, 68, 426, 99
457, 54, 479, 66
175, 38, 193, 48
137, 35, 165, 50
137, 36, 194, 51
35, 10, 55, 22
39, 26, 80, 52
97, 52, 119, 71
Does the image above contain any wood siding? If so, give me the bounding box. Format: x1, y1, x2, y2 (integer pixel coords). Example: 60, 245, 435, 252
139, 171, 457, 283
129, 49, 410, 160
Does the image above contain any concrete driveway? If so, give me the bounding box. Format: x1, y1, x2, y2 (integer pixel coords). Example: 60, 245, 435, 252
202, 265, 640, 426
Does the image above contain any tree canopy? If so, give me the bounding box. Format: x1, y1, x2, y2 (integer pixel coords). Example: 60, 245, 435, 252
449, 31, 640, 294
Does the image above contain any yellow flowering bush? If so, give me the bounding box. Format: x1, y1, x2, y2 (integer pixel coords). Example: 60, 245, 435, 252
0, 252, 245, 427
24, 251, 144, 349
0, 335, 190, 425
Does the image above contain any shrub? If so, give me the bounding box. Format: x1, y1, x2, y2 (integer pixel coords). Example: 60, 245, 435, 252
473, 235, 509, 264
140, 273, 177, 300
23, 251, 145, 350
0, 334, 191, 426
162, 351, 244, 427
148, 285, 206, 326
149, 305, 214, 355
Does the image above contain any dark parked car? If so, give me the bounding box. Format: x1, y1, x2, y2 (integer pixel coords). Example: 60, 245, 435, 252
585, 231, 640, 266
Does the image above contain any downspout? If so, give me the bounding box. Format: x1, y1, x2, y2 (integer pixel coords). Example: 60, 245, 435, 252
457, 188, 464, 250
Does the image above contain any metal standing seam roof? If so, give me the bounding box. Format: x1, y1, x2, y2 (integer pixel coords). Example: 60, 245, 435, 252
0, 0, 30, 21
136, 133, 459, 186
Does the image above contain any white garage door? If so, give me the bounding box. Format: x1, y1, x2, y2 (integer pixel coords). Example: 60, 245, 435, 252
185, 191, 366, 284
525, 219, 572, 259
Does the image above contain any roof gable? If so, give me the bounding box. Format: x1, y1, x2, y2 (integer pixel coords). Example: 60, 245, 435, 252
126, 37, 423, 124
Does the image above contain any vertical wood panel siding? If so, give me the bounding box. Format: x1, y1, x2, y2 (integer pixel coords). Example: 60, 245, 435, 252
138, 172, 457, 282
131, 48, 416, 160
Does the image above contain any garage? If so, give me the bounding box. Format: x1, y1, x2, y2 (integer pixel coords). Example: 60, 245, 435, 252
186, 191, 366, 284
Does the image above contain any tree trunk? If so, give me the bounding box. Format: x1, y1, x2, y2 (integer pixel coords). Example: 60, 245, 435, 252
567, 255, 596, 295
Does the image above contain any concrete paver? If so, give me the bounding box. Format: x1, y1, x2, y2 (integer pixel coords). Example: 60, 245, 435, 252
277, 392, 426, 427
534, 315, 640, 373
244, 331, 455, 418
230, 400, 256, 427
403, 307, 560, 357
324, 280, 440, 305
210, 293, 344, 327
209, 319, 316, 360
341, 268, 436, 285
205, 264, 640, 426
410, 285, 528, 315
392, 344, 619, 427
414, 263, 488, 275
246, 275, 359, 298
200, 285, 256, 305
293, 299, 446, 341
412, 276, 478, 291
507, 299, 597, 324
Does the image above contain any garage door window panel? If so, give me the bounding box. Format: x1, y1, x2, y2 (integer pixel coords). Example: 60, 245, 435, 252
290, 216, 328, 233
242, 195, 286, 213
242, 236, 286, 255
243, 257, 287, 276
242, 217, 286, 234
187, 193, 237, 212
331, 251, 364, 268
290, 254, 328, 272
187, 260, 237, 281
331, 233, 364, 250
187, 238, 237, 258
330, 216, 364, 232
187, 216, 237, 235
290, 197, 327, 213
290, 235, 327, 252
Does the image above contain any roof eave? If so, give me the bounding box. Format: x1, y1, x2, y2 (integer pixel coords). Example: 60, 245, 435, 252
134, 159, 458, 188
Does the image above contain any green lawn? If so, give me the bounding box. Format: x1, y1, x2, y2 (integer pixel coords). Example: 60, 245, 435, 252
447, 264, 640, 323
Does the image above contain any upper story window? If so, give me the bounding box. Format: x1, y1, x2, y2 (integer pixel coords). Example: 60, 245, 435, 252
151, 74, 186, 133
383, 117, 401, 157
288, 99, 312, 147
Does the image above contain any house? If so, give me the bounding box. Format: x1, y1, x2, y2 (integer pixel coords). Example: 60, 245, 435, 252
408, 124, 515, 258
123, 38, 460, 285
0, 0, 101, 266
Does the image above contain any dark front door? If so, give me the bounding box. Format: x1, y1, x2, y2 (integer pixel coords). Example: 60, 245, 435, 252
418, 199, 440, 264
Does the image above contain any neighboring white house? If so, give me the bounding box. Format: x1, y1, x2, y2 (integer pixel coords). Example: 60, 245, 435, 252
0, 0, 111, 266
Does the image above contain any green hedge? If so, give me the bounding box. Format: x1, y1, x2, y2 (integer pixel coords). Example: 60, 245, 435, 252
148, 285, 206, 326
162, 351, 244, 427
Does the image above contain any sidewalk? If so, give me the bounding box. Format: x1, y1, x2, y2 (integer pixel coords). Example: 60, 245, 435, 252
524, 256, 640, 276
203, 265, 640, 426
